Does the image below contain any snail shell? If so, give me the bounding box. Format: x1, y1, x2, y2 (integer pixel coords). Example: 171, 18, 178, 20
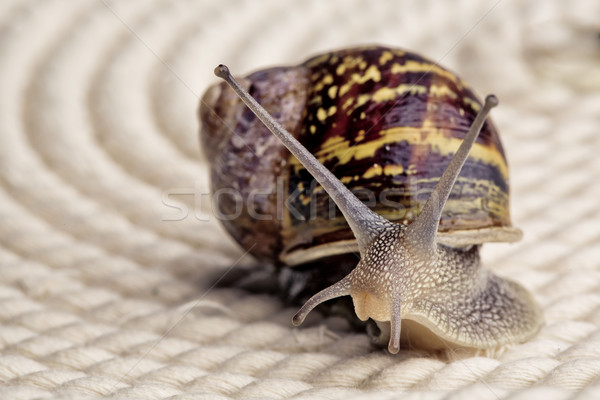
201, 46, 521, 266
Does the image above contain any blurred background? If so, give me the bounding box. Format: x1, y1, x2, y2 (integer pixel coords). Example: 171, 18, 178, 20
1, 0, 599, 398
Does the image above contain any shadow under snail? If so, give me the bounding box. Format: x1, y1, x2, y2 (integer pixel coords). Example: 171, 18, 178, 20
200, 46, 542, 353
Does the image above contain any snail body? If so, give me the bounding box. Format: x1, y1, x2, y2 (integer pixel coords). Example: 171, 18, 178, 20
201, 46, 542, 352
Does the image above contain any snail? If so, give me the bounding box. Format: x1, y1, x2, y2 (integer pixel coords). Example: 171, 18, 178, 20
200, 46, 542, 353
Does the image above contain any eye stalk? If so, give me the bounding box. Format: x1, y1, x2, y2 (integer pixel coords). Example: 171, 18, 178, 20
406, 94, 498, 254
214, 64, 539, 354
214, 64, 393, 254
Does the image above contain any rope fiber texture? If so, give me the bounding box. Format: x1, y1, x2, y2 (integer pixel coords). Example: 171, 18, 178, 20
0, 0, 599, 399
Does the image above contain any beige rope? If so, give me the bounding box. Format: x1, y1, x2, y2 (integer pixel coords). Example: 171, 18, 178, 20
1, 0, 599, 398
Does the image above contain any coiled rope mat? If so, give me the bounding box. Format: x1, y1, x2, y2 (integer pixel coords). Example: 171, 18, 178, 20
1, 0, 599, 399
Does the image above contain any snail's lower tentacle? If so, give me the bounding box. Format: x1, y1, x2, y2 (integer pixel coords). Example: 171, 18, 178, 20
292, 275, 352, 326
388, 296, 403, 354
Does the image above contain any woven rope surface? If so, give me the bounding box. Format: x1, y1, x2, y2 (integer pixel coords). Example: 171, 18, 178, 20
1, 0, 599, 398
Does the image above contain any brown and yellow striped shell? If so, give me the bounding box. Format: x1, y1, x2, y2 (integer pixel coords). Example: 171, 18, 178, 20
200, 46, 521, 267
